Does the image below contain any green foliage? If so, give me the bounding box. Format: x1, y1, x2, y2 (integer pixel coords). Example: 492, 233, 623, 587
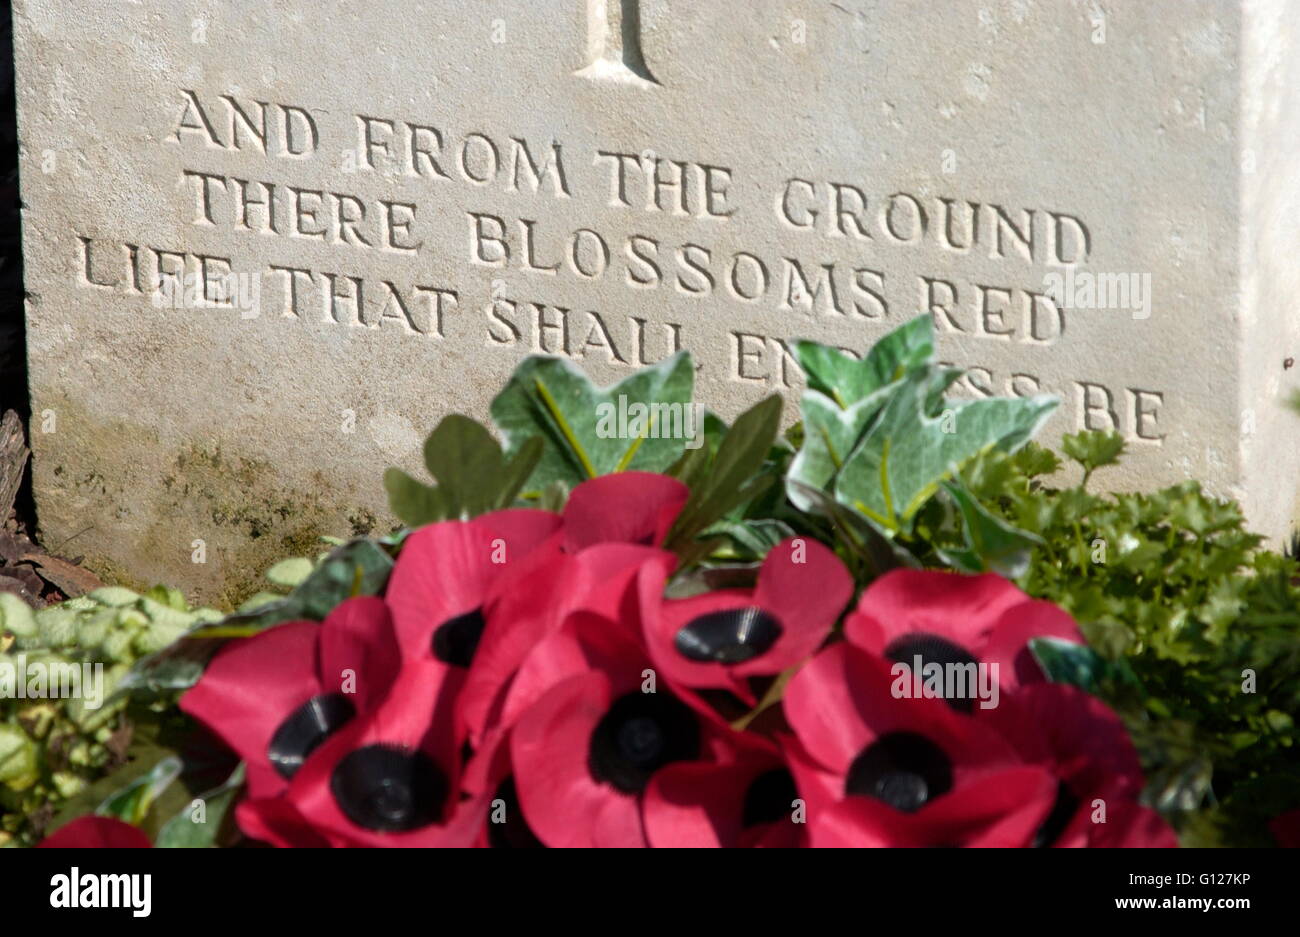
384, 414, 542, 525
10, 316, 1292, 848
966, 434, 1300, 846
0, 585, 223, 846
490, 351, 695, 490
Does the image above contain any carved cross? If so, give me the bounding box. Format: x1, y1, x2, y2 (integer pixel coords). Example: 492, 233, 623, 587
576, 0, 658, 86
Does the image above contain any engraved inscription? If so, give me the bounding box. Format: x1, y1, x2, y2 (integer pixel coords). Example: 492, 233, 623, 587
68, 87, 1171, 448
576, 0, 658, 86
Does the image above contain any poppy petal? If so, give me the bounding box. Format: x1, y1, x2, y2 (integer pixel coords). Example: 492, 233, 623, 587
562, 473, 689, 551
846, 569, 1028, 659
511, 672, 647, 848
316, 597, 402, 712
39, 816, 152, 849
179, 620, 324, 798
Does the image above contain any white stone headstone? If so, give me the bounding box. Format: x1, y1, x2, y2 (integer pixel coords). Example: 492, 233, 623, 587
14, 0, 1300, 601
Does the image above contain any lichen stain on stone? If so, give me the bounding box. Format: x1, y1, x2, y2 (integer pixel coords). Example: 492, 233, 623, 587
28, 392, 392, 610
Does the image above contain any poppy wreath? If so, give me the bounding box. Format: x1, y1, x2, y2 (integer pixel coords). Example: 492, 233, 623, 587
154, 475, 1171, 848
25, 316, 1300, 848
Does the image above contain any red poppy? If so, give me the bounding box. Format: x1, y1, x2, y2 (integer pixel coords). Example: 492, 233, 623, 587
638, 537, 853, 705
239, 656, 483, 847
457, 474, 686, 749
846, 569, 1083, 710
785, 639, 1176, 847
561, 471, 689, 552
974, 682, 1176, 847
38, 816, 153, 849
508, 610, 734, 847
783, 643, 1025, 823
180, 596, 400, 800
385, 508, 562, 666
806, 767, 1058, 847
643, 733, 806, 848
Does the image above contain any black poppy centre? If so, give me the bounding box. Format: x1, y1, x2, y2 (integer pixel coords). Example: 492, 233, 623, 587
487, 776, 546, 849
267, 693, 356, 780
588, 692, 701, 794
845, 730, 954, 813
742, 768, 799, 828
885, 631, 982, 713
432, 607, 487, 667
1032, 780, 1082, 848
330, 744, 447, 832
675, 606, 783, 664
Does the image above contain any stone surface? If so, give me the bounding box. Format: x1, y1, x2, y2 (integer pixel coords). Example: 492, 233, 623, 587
13, 0, 1300, 603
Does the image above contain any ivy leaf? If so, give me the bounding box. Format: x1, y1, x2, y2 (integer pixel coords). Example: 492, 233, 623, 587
794, 315, 934, 407
786, 388, 893, 513
936, 480, 1043, 579
1028, 636, 1143, 698
385, 415, 543, 524
834, 370, 1057, 532
491, 352, 695, 489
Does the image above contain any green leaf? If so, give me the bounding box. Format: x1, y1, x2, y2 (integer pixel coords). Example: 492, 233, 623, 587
794, 315, 934, 407
154, 763, 245, 848
936, 480, 1043, 579
834, 369, 1057, 531
264, 557, 313, 588
118, 538, 396, 696
1028, 636, 1142, 697
698, 518, 795, 563
786, 477, 920, 575
786, 388, 892, 513
490, 352, 695, 489
666, 395, 782, 552
1061, 430, 1125, 481
385, 415, 544, 524
97, 755, 182, 826
383, 467, 450, 526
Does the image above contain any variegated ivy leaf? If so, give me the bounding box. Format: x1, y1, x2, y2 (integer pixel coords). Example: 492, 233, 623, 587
834, 369, 1057, 533
490, 351, 696, 491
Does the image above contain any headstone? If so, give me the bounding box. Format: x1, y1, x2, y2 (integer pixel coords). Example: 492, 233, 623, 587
14, 1, 1300, 602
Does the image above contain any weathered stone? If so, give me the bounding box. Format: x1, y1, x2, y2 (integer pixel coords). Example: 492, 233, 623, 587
14, 0, 1300, 602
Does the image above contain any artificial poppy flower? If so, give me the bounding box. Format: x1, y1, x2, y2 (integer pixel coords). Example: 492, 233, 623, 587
845, 569, 1083, 710
239, 656, 485, 847
180, 596, 400, 801
638, 537, 853, 705
509, 610, 735, 847
975, 681, 1175, 847
783, 643, 1026, 823
384, 508, 562, 667
786, 642, 1174, 847
456, 728, 547, 848
38, 816, 153, 849
643, 732, 806, 848
457, 474, 687, 748
806, 767, 1059, 847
